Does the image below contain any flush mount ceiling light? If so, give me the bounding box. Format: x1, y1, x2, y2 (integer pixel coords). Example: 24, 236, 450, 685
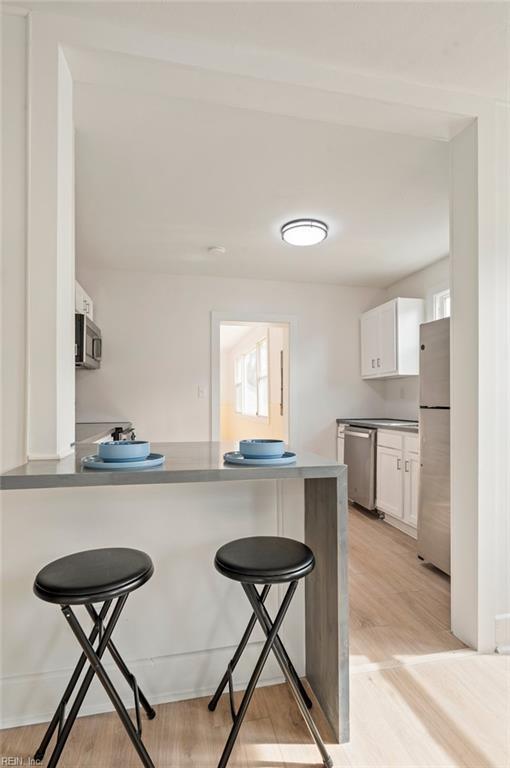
280, 218, 328, 246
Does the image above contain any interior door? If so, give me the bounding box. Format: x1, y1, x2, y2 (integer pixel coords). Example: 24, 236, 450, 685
378, 301, 397, 374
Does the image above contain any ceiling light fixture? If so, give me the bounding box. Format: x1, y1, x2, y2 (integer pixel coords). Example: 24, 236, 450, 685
281, 218, 328, 246
208, 245, 227, 256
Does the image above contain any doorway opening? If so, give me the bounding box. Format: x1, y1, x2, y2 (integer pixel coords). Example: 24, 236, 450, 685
218, 321, 290, 445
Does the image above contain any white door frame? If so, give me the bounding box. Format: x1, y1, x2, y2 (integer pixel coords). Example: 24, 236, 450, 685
211, 311, 298, 447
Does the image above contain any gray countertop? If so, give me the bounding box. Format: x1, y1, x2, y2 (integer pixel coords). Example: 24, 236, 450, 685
75, 421, 133, 444
1, 442, 343, 491
337, 418, 419, 433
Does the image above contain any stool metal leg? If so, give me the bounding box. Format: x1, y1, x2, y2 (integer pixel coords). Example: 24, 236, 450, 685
85, 603, 156, 721
244, 583, 333, 768
208, 584, 270, 713
208, 584, 312, 715
254, 591, 313, 710
63, 603, 155, 768
217, 580, 298, 768
33, 600, 112, 763
44, 595, 154, 768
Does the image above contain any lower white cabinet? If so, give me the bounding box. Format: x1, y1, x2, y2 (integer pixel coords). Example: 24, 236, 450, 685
376, 446, 403, 519
376, 430, 419, 536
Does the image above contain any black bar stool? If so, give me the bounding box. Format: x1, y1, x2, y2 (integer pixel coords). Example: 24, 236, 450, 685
208, 536, 333, 768
33, 547, 156, 768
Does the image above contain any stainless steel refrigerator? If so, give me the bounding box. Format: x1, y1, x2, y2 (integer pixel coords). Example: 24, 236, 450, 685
417, 317, 450, 575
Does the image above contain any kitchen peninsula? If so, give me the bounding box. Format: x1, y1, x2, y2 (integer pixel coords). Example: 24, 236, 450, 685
1, 442, 348, 742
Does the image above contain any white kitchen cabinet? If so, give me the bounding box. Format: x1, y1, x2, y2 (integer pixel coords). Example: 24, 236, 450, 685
376, 429, 420, 536
376, 445, 403, 519
360, 297, 424, 379
75, 281, 94, 320
360, 310, 380, 377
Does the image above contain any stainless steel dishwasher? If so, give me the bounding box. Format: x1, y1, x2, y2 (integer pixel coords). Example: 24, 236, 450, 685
343, 426, 377, 511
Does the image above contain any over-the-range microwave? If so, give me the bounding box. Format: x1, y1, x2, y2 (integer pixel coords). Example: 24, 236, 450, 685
75, 313, 102, 369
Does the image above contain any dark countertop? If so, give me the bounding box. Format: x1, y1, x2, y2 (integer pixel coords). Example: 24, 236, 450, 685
1, 441, 344, 491
337, 418, 419, 433
75, 421, 133, 444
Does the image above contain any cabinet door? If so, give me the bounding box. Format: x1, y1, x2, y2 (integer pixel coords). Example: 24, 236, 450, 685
337, 436, 345, 464
378, 301, 397, 374
75, 282, 85, 313
360, 311, 379, 377
404, 452, 420, 528
376, 447, 403, 518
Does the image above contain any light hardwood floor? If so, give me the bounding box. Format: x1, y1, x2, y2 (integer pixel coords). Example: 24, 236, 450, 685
2, 507, 509, 767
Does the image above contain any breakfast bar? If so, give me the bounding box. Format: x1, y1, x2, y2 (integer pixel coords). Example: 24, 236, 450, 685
1, 442, 348, 744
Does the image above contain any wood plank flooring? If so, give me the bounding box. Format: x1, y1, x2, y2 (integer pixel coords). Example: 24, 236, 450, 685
2, 507, 509, 767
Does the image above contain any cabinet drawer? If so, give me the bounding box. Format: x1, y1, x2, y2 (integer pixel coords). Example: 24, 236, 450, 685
404, 434, 419, 454
377, 430, 403, 450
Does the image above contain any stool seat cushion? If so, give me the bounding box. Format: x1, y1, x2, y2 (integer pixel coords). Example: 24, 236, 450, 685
34, 548, 154, 604
214, 536, 315, 584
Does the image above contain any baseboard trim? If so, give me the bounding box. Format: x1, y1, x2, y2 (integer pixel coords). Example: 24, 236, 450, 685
0, 673, 285, 730
0, 641, 287, 730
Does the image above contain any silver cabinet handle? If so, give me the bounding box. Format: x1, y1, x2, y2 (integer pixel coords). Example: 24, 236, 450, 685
372, 359, 375, 368
92, 337, 102, 360
405, 460, 409, 472
377, 358, 381, 367
397, 458, 402, 470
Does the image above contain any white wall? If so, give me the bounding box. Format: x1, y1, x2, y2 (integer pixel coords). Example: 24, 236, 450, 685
1, 15, 27, 472
449, 123, 479, 649
25, 28, 76, 460
373, 256, 450, 420
76, 268, 386, 459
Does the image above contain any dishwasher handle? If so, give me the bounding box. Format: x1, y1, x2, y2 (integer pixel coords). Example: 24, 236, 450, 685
344, 429, 375, 439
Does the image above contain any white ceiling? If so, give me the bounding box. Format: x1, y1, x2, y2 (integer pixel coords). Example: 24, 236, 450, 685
21, 1, 510, 100
75, 80, 449, 287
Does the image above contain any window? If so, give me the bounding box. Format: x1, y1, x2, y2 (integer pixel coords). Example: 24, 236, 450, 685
433, 289, 451, 320
235, 337, 269, 418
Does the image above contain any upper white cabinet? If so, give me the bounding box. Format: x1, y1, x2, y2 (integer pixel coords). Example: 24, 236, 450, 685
360, 297, 424, 379
75, 281, 94, 320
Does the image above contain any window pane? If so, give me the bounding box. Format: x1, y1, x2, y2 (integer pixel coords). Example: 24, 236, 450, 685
433, 289, 451, 320
235, 357, 242, 384
243, 349, 257, 416
257, 376, 268, 417
235, 383, 242, 413
258, 338, 268, 377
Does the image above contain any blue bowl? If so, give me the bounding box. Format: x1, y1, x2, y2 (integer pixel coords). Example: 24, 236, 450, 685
239, 439, 285, 459
98, 440, 150, 462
